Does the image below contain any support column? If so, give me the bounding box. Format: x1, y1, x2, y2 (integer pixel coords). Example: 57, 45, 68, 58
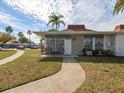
93, 37, 95, 50
44, 37, 47, 48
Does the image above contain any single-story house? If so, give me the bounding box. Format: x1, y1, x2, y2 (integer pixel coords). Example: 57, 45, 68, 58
34, 24, 124, 56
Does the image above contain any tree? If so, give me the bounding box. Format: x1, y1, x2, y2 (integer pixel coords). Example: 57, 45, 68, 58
5, 26, 13, 43
48, 29, 57, 32
40, 38, 45, 45
18, 36, 28, 44
18, 32, 28, 43
18, 32, 24, 38
0, 33, 12, 44
5, 26, 13, 35
114, 0, 124, 14
47, 13, 65, 30
11, 36, 17, 42
27, 30, 32, 42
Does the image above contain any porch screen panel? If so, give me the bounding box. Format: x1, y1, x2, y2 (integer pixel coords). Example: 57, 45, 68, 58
46, 39, 64, 54
95, 36, 103, 50
56, 40, 64, 54
46, 39, 55, 54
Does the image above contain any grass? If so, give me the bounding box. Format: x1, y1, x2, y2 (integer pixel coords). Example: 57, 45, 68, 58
0, 49, 62, 92
0, 50, 16, 60
74, 56, 124, 93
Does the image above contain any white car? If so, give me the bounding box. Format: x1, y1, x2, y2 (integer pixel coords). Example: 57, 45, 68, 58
17, 45, 25, 50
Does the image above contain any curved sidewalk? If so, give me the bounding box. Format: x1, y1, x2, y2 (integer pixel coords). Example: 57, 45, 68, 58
0, 50, 24, 65
2, 57, 86, 93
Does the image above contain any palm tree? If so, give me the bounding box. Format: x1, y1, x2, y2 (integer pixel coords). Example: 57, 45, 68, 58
5, 26, 13, 35
27, 30, 32, 42
114, 0, 124, 14
47, 13, 65, 30
5, 26, 13, 43
18, 32, 24, 38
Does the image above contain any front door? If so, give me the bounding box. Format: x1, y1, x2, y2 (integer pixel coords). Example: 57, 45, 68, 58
64, 39, 71, 55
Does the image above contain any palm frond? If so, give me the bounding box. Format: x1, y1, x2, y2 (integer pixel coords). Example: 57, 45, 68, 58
114, 0, 124, 15
47, 13, 65, 30
49, 13, 57, 19
47, 19, 55, 26
58, 20, 65, 27
51, 22, 56, 27
58, 15, 64, 19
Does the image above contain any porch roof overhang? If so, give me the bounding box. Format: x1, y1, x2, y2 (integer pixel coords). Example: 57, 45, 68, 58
34, 31, 119, 36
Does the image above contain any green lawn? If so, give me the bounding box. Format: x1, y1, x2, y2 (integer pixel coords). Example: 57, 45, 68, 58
0, 50, 17, 60
0, 49, 62, 92
75, 57, 124, 93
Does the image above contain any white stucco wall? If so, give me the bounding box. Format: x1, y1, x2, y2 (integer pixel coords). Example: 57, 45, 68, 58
115, 34, 124, 56
72, 35, 115, 55
72, 35, 84, 55
103, 35, 115, 52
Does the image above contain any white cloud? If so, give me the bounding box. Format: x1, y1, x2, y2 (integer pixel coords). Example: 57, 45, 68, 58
0, 11, 29, 31
0, 11, 41, 44
94, 13, 124, 31
72, 0, 124, 31
3, 0, 124, 31
4, 0, 74, 24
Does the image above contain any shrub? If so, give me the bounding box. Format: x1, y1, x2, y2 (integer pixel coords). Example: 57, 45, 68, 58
92, 50, 103, 56
102, 50, 114, 56
48, 29, 57, 32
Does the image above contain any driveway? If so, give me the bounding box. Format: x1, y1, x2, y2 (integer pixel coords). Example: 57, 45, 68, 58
2, 57, 86, 93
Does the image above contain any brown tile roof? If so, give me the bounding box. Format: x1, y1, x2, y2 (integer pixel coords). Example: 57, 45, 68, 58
68, 25, 85, 30
66, 24, 95, 31
115, 24, 124, 32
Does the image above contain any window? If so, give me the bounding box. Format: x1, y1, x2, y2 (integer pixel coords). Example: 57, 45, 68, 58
84, 36, 104, 50
95, 36, 103, 50
84, 36, 93, 50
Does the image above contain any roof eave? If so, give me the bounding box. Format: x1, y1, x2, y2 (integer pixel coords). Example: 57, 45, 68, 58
34, 31, 118, 36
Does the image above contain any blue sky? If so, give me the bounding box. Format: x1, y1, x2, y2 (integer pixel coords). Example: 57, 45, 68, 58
0, 0, 124, 43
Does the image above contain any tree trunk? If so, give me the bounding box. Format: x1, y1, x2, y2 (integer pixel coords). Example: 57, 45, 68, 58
29, 35, 30, 42
9, 33, 11, 44
56, 23, 58, 30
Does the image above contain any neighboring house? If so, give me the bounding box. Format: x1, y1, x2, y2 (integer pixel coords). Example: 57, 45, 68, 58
34, 24, 124, 56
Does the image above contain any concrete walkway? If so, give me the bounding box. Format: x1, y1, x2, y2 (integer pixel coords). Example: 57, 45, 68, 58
2, 57, 86, 93
0, 50, 24, 65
